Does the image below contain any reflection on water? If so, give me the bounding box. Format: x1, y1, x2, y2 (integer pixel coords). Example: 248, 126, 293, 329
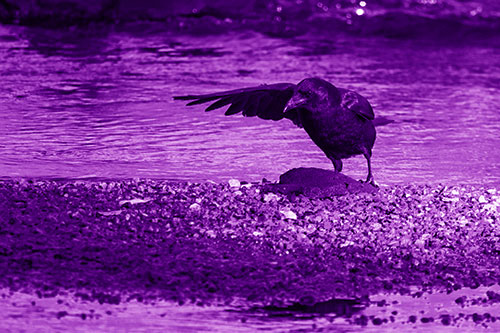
3, 285, 500, 332
0, 24, 499, 185
0, 290, 355, 332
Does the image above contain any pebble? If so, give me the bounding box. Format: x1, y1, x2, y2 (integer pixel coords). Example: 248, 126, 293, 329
119, 198, 152, 206
98, 210, 122, 216
415, 239, 425, 247
205, 230, 216, 238
189, 203, 201, 210
280, 209, 297, 220
228, 179, 240, 188
340, 240, 355, 247
263, 193, 280, 202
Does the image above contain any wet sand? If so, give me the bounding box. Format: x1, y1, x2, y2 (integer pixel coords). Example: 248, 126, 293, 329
1, 178, 500, 331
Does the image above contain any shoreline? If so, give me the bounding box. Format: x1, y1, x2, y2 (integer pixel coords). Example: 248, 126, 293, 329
1, 178, 499, 328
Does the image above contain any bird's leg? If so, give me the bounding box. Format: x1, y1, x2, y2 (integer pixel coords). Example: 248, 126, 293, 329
363, 152, 374, 185
330, 158, 343, 173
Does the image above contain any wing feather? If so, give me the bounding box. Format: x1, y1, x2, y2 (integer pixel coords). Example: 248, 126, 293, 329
174, 83, 296, 123
338, 88, 375, 120
254, 94, 273, 119
186, 96, 220, 106
263, 94, 290, 120
205, 97, 233, 111
225, 95, 248, 115
242, 94, 260, 117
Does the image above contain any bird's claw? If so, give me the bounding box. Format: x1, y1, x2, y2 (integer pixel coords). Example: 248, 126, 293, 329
361, 178, 378, 188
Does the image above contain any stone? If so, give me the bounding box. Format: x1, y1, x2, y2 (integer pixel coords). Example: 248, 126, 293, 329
262, 167, 378, 198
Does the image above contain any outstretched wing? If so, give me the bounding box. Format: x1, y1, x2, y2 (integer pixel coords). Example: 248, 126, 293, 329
338, 88, 375, 120
174, 83, 299, 122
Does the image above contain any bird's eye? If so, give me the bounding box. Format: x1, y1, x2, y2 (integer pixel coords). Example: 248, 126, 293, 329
300, 90, 311, 97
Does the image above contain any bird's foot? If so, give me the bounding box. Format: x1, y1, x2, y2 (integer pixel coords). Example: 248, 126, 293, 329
361, 177, 378, 188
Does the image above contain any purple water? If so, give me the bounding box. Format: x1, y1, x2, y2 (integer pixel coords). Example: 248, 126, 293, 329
4, 285, 500, 332
1, 19, 499, 185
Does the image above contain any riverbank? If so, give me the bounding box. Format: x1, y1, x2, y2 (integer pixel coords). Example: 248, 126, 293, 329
1, 178, 499, 329
1, 0, 499, 43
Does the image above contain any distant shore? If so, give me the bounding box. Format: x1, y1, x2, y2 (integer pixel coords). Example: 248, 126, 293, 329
1, 178, 500, 327
1, 0, 499, 43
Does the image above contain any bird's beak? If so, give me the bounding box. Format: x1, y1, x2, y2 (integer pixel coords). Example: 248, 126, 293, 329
284, 95, 307, 113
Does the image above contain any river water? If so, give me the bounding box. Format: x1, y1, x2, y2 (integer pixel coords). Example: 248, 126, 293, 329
1, 19, 500, 186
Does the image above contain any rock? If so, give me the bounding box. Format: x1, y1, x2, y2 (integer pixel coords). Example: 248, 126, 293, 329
228, 179, 240, 188
262, 167, 378, 198
97, 210, 122, 216
119, 198, 152, 206
280, 209, 297, 220
263, 192, 280, 202
189, 203, 201, 210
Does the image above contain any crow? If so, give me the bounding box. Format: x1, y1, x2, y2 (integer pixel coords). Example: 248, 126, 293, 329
174, 77, 377, 183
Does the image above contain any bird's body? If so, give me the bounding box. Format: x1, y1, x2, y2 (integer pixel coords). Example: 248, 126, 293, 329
174, 78, 377, 183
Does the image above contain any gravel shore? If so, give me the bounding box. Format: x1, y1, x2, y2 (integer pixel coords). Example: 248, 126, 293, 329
1, 178, 500, 328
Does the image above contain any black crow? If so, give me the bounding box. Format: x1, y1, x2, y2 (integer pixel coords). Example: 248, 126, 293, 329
174, 77, 377, 183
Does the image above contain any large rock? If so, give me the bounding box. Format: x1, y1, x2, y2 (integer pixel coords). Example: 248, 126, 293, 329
263, 167, 378, 198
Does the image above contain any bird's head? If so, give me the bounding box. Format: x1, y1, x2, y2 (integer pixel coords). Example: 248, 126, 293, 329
284, 78, 340, 113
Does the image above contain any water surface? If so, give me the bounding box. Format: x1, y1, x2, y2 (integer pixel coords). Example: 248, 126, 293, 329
1, 23, 499, 185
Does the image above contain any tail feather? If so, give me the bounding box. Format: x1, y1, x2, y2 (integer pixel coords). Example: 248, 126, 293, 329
372, 116, 394, 127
